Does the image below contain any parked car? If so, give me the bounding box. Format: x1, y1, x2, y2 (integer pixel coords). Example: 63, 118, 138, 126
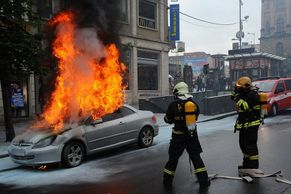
8, 105, 159, 167
253, 77, 291, 116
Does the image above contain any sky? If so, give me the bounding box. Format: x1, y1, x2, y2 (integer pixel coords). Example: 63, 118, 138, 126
169, 0, 261, 55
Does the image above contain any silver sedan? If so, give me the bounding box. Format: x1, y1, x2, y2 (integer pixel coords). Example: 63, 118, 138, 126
8, 105, 159, 167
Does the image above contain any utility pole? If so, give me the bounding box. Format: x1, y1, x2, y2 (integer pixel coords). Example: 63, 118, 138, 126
236, 0, 246, 49
239, 0, 242, 49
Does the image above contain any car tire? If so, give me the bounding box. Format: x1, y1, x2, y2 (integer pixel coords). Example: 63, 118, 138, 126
138, 127, 154, 148
271, 104, 278, 116
62, 141, 85, 168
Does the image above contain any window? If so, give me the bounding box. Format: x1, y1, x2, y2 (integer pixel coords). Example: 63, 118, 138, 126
138, 50, 159, 90
253, 81, 276, 92
276, 17, 285, 32
102, 111, 123, 122
265, 22, 271, 34
37, 0, 52, 19
118, 0, 128, 22
275, 0, 286, 12
276, 42, 284, 56
120, 107, 135, 116
139, 0, 157, 29
275, 81, 285, 93
61, 0, 71, 9
284, 80, 291, 90
120, 45, 131, 90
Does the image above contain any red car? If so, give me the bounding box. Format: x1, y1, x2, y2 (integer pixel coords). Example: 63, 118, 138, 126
253, 77, 291, 116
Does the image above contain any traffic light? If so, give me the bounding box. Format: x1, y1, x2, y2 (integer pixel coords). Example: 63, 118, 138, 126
203, 64, 209, 74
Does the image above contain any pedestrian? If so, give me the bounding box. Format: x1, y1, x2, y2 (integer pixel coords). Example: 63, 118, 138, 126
163, 81, 210, 189
231, 77, 261, 174
196, 76, 202, 92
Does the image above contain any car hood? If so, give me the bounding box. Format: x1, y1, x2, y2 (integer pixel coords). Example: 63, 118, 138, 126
12, 123, 78, 144
12, 130, 56, 144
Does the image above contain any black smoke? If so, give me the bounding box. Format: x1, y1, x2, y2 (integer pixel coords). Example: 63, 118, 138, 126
65, 0, 122, 46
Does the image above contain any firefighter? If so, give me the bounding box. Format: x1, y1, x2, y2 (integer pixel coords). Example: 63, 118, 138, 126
163, 82, 210, 189
231, 77, 261, 171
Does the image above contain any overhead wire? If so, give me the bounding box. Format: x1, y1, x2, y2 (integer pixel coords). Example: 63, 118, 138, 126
158, 0, 238, 26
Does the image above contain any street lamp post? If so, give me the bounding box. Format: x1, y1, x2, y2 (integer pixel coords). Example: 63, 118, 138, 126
239, 0, 242, 49
236, 0, 249, 49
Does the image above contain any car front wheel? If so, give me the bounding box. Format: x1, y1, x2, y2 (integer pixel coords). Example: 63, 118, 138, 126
62, 141, 85, 167
138, 127, 154, 148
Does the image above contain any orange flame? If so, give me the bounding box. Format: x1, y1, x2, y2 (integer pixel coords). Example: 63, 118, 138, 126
36, 11, 126, 131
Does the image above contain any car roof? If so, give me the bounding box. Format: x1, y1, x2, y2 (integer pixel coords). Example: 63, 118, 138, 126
123, 104, 138, 112
254, 77, 291, 82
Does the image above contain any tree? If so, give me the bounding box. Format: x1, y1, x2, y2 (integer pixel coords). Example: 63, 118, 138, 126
0, 0, 42, 141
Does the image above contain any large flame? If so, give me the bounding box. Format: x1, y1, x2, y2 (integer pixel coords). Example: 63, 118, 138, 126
36, 11, 126, 131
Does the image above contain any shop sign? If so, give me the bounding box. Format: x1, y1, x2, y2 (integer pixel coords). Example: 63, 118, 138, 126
11, 91, 24, 107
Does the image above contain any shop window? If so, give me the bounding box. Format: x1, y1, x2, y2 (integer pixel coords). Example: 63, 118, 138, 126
9, 81, 29, 117
137, 50, 159, 90
252, 69, 258, 76
139, 0, 157, 29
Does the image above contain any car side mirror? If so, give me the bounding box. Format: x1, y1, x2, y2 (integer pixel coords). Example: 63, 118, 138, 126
82, 116, 93, 126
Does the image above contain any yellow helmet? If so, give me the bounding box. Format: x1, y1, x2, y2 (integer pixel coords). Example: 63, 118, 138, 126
236, 76, 252, 88
173, 82, 189, 95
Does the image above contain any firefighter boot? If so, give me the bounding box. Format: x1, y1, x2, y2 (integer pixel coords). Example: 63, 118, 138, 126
248, 157, 259, 169
238, 156, 249, 169
163, 173, 173, 188
196, 171, 211, 189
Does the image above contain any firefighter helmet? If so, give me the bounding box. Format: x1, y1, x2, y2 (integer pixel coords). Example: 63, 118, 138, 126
173, 82, 189, 96
236, 77, 252, 88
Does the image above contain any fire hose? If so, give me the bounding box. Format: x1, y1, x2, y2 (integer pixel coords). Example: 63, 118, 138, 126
193, 169, 291, 185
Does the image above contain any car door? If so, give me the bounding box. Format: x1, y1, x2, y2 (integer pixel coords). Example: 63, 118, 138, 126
274, 81, 287, 110
120, 106, 139, 141
84, 111, 126, 152
283, 79, 291, 108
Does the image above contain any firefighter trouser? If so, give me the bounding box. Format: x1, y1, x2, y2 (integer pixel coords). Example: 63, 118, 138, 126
163, 136, 208, 186
239, 125, 259, 168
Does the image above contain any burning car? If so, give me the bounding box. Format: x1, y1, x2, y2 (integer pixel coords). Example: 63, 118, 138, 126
8, 105, 159, 167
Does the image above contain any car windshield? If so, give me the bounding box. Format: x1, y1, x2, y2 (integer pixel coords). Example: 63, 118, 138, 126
253, 81, 276, 92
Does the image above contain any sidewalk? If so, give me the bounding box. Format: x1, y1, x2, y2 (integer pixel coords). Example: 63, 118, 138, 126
0, 120, 34, 158
0, 111, 236, 158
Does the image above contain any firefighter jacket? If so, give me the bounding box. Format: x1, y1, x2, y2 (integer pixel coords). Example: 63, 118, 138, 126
231, 88, 261, 130
164, 98, 200, 136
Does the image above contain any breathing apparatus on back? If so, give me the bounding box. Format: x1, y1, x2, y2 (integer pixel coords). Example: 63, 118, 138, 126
173, 82, 197, 136
235, 77, 268, 123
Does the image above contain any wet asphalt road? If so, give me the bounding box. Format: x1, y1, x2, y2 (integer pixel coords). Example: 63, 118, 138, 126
1, 111, 291, 194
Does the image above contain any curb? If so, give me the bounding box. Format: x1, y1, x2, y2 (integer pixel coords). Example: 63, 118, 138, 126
158, 111, 237, 127
198, 111, 237, 123
0, 153, 9, 159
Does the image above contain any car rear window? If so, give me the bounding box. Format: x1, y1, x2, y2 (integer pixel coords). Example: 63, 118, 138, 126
253, 81, 276, 92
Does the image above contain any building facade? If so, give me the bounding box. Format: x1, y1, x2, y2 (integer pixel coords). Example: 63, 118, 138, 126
0, 0, 170, 121
260, 0, 291, 76
119, 0, 170, 104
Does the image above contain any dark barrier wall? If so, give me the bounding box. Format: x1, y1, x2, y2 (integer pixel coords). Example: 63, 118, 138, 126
203, 94, 236, 115
139, 91, 217, 114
